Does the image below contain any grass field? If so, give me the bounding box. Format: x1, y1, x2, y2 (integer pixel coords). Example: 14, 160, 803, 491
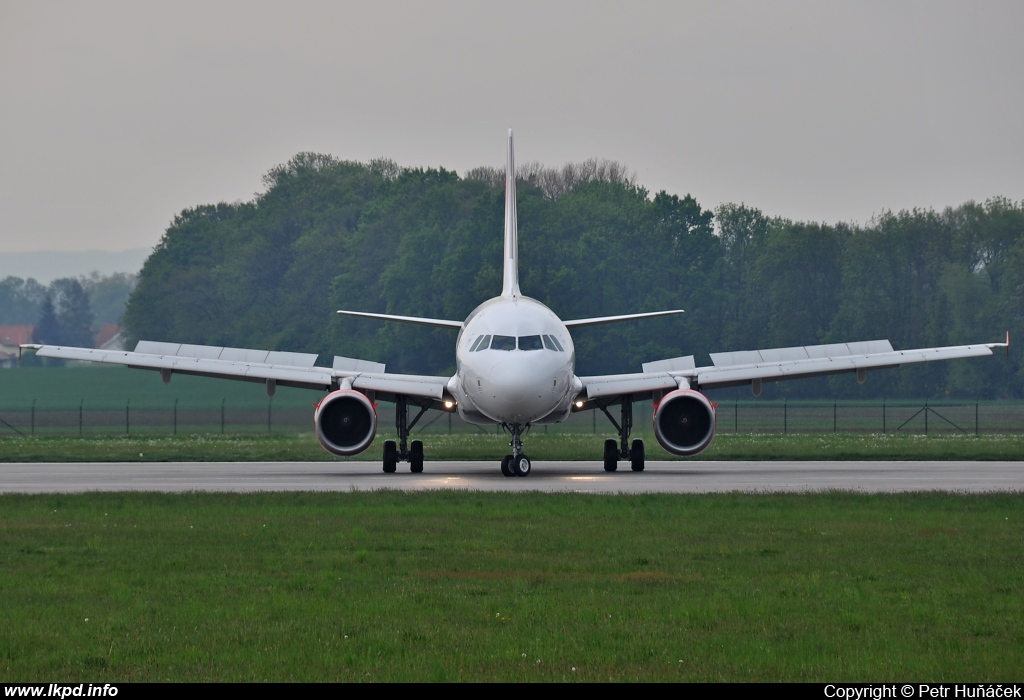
3, 432, 1024, 462
2, 491, 1021, 681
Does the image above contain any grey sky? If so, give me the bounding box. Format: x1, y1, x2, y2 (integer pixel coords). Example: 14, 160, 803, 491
2, 0, 1022, 254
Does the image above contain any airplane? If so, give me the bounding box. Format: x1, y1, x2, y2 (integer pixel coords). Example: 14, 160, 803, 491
22, 130, 1010, 477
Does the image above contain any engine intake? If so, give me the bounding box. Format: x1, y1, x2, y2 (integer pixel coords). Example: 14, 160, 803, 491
314, 389, 377, 456
653, 389, 716, 456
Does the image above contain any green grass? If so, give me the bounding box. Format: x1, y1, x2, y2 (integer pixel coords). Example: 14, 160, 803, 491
1, 491, 1021, 681
3, 432, 1024, 462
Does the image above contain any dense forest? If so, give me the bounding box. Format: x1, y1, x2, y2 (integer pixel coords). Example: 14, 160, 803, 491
121, 153, 1023, 399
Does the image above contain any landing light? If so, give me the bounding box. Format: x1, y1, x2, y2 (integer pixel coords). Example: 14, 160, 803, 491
444, 400, 455, 409
574, 400, 584, 408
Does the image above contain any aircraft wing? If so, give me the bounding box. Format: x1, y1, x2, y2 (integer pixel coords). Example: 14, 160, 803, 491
23, 341, 450, 403
578, 337, 1009, 402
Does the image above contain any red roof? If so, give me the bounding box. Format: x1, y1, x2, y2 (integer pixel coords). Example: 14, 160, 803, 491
0, 325, 33, 347
94, 323, 123, 348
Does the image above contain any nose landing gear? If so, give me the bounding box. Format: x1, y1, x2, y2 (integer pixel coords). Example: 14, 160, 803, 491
500, 423, 531, 477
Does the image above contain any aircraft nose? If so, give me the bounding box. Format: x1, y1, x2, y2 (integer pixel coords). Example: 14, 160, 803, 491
487, 362, 541, 403
480, 358, 556, 422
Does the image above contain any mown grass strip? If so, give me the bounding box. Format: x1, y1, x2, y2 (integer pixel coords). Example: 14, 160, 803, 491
3, 432, 1024, 462
1, 491, 1021, 681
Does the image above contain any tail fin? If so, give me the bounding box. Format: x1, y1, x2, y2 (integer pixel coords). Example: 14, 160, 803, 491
501, 128, 521, 299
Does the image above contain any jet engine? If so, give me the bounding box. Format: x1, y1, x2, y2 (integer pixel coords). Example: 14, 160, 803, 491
653, 389, 716, 456
314, 389, 377, 456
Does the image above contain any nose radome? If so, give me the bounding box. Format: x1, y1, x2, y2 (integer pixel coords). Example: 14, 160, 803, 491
487, 362, 542, 403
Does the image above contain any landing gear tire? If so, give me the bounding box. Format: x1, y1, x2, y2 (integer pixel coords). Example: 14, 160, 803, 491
630, 439, 645, 472
410, 440, 424, 473
500, 455, 514, 477
603, 438, 618, 472
383, 440, 397, 473
513, 454, 531, 477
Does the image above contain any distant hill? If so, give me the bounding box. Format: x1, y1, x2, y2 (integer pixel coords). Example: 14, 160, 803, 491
0, 249, 151, 284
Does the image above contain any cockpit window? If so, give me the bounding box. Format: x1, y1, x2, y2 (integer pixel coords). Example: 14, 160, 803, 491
470, 335, 491, 352
518, 335, 543, 351
544, 334, 565, 352
490, 335, 516, 351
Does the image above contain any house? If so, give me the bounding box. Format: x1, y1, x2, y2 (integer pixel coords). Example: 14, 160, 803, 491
0, 325, 33, 368
93, 324, 125, 351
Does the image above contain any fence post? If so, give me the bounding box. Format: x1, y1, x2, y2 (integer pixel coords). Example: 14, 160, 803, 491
833, 401, 837, 433
734, 399, 738, 433
126, 399, 130, 435
882, 399, 886, 434
31, 399, 35, 437
267, 398, 272, 434
976, 401, 979, 436
79, 400, 83, 436
448, 412, 452, 435
924, 400, 928, 435
173, 398, 178, 436
784, 398, 788, 435
221, 399, 225, 434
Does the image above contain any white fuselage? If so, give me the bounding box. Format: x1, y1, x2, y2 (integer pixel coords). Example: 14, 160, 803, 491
449, 295, 581, 426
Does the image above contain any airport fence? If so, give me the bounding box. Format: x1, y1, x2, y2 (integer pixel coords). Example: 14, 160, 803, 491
0, 399, 1022, 437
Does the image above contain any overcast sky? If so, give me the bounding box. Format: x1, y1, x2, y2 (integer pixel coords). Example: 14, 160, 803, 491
1, 0, 1022, 254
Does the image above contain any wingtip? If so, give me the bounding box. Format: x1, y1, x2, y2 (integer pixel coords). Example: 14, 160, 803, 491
17, 343, 42, 361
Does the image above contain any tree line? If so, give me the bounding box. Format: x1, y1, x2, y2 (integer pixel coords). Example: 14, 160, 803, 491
122, 152, 1024, 399
1, 273, 137, 346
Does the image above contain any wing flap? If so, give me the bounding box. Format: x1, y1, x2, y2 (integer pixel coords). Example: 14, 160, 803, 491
333, 355, 387, 373
642, 355, 696, 373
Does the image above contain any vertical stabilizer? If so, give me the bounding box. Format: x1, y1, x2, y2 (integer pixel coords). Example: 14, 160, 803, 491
502, 128, 521, 299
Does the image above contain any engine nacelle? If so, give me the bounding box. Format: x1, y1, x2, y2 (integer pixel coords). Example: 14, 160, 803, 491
314, 389, 377, 456
653, 389, 716, 456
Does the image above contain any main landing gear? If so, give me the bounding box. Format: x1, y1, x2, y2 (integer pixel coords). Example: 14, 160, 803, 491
382, 395, 428, 473
499, 423, 531, 477
597, 396, 645, 473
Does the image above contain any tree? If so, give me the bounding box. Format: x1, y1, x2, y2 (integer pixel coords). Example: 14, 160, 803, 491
0, 276, 47, 324
49, 278, 95, 347
34, 293, 61, 345
79, 272, 137, 325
